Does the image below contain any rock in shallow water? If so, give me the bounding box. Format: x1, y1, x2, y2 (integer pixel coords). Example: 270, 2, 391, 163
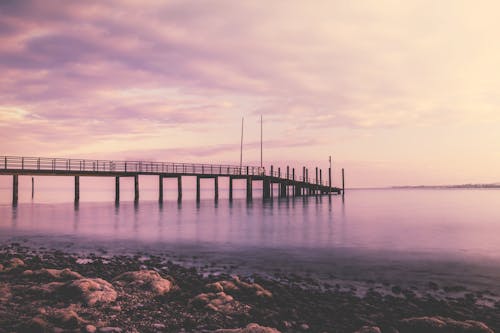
113, 270, 172, 296
398, 316, 494, 333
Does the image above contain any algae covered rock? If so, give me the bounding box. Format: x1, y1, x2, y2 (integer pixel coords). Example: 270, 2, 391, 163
113, 270, 172, 296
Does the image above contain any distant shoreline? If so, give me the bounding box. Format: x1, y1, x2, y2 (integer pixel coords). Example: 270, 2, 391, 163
350, 184, 500, 190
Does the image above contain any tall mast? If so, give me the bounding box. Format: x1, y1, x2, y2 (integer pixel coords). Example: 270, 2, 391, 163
260, 115, 263, 168
239, 117, 244, 169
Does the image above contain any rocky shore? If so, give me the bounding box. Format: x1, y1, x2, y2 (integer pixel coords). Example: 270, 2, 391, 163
0, 243, 499, 333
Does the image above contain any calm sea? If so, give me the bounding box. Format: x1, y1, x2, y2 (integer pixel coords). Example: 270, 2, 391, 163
1, 182, 500, 293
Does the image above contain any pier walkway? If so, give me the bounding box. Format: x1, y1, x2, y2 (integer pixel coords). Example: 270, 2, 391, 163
0, 156, 343, 205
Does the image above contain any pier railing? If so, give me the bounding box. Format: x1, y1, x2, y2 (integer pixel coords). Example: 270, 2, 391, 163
1, 156, 330, 185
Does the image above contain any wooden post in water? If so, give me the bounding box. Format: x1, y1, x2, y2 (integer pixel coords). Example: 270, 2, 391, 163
229, 177, 233, 201
74, 176, 80, 203
31, 177, 34, 199
196, 176, 201, 201
270, 165, 273, 177
12, 175, 18, 206
115, 177, 120, 203
286, 166, 289, 179
342, 168, 345, 195
263, 178, 270, 199
246, 177, 252, 201
134, 175, 139, 202
320, 169, 322, 185
315, 167, 318, 185
278, 167, 281, 178
158, 175, 163, 202
214, 177, 219, 201
177, 176, 182, 202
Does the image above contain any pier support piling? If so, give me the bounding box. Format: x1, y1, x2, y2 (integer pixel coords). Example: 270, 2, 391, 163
246, 177, 252, 201
263, 178, 271, 199
134, 175, 139, 202
214, 176, 219, 201
196, 176, 201, 201
12, 175, 18, 206
229, 177, 233, 201
74, 176, 80, 203
31, 177, 34, 199
115, 176, 120, 203
158, 175, 163, 202
177, 176, 182, 202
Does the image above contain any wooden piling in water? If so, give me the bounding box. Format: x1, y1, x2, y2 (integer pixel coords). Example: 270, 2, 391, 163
177, 176, 182, 202
315, 167, 318, 185
229, 177, 233, 200
287, 166, 289, 179
115, 176, 120, 203
31, 177, 34, 199
320, 169, 322, 185
246, 177, 252, 201
74, 176, 80, 203
214, 176, 219, 201
158, 175, 163, 202
12, 175, 18, 206
196, 176, 201, 201
263, 178, 270, 199
134, 175, 139, 202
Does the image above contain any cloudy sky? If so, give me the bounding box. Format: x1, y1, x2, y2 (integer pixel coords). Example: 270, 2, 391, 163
1, 0, 500, 186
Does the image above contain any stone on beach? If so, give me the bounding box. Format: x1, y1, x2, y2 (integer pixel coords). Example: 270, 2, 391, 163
113, 270, 172, 295
354, 326, 382, 333
398, 316, 494, 333
65, 278, 117, 306
25, 268, 84, 281
0, 258, 25, 272
214, 323, 281, 333
206, 276, 272, 298
50, 307, 86, 328
0, 283, 11, 302
191, 292, 249, 314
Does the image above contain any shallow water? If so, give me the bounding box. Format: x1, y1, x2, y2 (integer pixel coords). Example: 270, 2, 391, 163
1, 187, 500, 293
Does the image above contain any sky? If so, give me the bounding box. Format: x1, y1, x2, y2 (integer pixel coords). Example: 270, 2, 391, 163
1, 0, 500, 187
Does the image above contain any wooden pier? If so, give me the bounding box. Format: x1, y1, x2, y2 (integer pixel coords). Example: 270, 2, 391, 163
0, 156, 343, 205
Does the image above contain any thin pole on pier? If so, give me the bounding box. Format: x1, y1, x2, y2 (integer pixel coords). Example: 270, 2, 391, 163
315, 167, 318, 185
240, 117, 244, 170
260, 114, 263, 168
31, 177, 34, 199
329, 156, 332, 189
